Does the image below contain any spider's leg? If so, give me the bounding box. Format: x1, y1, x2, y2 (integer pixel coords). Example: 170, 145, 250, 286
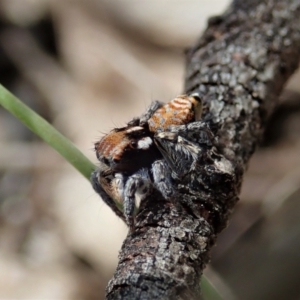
91, 170, 126, 223
154, 123, 214, 179
123, 169, 151, 231
154, 132, 201, 179
127, 100, 164, 126
152, 159, 173, 199
139, 100, 164, 126
184, 122, 214, 146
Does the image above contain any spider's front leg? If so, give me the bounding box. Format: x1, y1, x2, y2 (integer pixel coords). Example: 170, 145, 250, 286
91, 170, 126, 223
123, 169, 152, 231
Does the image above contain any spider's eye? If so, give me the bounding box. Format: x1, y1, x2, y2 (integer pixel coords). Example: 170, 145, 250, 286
130, 140, 138, 149
103, 157, 110, 165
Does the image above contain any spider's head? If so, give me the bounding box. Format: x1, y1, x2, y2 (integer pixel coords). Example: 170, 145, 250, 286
95, 125, 161, 174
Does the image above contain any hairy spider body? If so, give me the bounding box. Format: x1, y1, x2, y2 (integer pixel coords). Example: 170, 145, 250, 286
92, 124, 168, 229
92, 94, 213, 231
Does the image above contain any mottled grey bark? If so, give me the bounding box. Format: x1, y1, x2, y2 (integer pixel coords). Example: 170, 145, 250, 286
106, 0, 300, 299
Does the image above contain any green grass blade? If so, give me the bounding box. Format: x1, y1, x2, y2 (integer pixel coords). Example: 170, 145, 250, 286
0, 84, 96, 180
201, 276, 225, 300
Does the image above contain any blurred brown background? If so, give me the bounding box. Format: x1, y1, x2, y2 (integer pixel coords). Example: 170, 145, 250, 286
1, 0, 300, 299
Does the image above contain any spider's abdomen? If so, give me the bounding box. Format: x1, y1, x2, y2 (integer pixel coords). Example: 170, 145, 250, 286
148, 94, 202, 132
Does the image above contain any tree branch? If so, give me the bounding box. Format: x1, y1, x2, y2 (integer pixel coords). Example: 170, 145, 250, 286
106, 0, 300, 299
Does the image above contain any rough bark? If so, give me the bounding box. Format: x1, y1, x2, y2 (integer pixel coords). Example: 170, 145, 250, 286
106, 0, 300, 299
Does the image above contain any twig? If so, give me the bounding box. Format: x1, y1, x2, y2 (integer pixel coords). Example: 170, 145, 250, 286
106, 0, 300, 299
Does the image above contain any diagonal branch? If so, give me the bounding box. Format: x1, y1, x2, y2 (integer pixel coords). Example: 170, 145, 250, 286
106, 0, 300, 299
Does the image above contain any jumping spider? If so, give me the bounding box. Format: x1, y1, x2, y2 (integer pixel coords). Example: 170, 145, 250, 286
91, 94, 213, 231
